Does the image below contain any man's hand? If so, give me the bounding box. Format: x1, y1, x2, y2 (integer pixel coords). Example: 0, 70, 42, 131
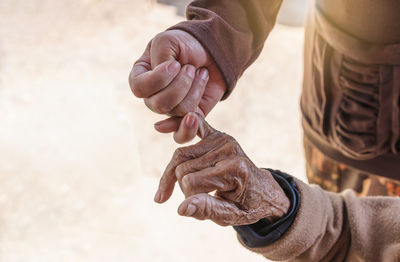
154, 113, 290, 226
129, 30, 227, 144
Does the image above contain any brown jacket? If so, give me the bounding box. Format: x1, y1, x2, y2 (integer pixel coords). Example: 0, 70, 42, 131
170, 0, 400, 180
241, 177, 400, 261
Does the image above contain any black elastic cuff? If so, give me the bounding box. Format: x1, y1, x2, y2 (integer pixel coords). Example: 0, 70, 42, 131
233, 169, 300, 248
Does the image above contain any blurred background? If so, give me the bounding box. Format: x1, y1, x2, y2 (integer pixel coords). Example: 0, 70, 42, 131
0, 0, 306, 261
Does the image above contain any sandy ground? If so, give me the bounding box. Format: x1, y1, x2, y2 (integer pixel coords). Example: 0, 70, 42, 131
0, 0, 305, 261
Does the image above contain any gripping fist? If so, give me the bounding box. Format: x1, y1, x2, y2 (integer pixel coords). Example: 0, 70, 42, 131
154, 113, 290, 226
129, 30, 227, 143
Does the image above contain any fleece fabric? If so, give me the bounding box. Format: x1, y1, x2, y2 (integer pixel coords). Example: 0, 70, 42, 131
237, 177, 400, 261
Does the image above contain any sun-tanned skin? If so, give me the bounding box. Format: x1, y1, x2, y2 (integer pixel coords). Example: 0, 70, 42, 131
154, 113, 290, 226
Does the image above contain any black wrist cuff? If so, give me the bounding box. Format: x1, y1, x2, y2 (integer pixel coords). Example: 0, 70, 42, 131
233, 169, 300, 248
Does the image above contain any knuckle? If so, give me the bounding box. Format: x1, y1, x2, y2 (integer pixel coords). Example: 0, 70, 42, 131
226, 141, 241, 155
235, 158, 250, 174
131, 86, 144, 98
144, 99, 157, 113
153, 32, 175, 49
181, 175, 192, 193
173, 147, 186, 161
217, 133, 235, 145
153, 32, 166, 43
175, 164, 186, 181
224, 134, 236, 143
151, 98, 170, 114
215, 158, 230, 168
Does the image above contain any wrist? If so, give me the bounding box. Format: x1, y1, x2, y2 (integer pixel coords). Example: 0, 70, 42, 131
260, 169, 290, 222
233, 169, 301, 247
271, 190, 290, 221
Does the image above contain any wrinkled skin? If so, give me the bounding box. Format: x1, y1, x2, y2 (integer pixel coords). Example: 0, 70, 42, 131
155, 113, 290, 226
129, 30, 227, 144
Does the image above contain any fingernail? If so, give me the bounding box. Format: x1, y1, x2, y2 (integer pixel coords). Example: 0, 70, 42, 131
154, 191, 162, 203
185, 65, 195, 78
185, 203, 197, 216
167, 61, 180, 74
185, 113, 196, 128
199, 68, 209, 80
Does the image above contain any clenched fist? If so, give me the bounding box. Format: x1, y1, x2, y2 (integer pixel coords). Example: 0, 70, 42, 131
154, 113, 290, 226
129, 30, 227, 143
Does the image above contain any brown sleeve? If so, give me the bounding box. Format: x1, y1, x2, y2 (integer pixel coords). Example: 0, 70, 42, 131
238, 178, 400, 261
169, 0, 283, 99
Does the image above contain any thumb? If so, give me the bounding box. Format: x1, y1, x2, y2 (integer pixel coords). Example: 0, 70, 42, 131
178, 193, 247, 226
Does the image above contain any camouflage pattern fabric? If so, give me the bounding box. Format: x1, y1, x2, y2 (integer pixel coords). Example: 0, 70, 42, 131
304, 137, 400, 197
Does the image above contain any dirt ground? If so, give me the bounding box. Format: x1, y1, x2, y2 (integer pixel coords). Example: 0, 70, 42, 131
0, 0, 305, 261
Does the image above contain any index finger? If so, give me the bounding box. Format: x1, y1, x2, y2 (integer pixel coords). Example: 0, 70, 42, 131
154, 117, 223, 203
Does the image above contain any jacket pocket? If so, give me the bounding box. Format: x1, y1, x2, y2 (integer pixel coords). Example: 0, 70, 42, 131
333, 56, 384, 159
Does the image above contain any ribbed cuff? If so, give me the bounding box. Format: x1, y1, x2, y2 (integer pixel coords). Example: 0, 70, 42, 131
233, 169, 300, 248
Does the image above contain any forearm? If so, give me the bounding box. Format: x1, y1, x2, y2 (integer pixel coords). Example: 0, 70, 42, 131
236, 173, 400, 261
169, 0, 283, 99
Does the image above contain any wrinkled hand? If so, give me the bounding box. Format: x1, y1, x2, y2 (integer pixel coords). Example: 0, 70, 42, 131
154, 113, 290, 226
129, 30, 227, 144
